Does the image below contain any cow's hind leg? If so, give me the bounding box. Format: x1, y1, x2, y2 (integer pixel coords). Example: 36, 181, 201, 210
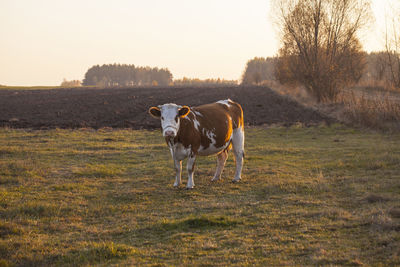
173, 159, 182, 187
232, 127, 245, 182
186, 155, 196, 189
211, 150, 228, 182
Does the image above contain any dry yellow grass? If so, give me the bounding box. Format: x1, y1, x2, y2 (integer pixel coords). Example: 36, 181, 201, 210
339, 90, 400, 131
267, 81, 400, 131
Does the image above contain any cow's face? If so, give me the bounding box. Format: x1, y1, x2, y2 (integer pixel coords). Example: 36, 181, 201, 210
149, 104, 190, 137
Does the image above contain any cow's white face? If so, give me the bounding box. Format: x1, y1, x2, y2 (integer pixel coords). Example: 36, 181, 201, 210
149, 104, 190, 137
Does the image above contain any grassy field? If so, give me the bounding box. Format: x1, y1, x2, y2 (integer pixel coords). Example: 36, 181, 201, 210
0, 125, 399, 266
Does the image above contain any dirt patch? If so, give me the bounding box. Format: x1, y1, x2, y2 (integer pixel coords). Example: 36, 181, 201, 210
0, 86, 334, 129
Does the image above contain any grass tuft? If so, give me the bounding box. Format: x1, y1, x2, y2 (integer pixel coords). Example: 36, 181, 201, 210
73, 163, 125, 178
59, 242, 137, 265
13, 203, 69, 219
0, 259, 13, 267
0, 221, 22, 236
368, 209, 400, 232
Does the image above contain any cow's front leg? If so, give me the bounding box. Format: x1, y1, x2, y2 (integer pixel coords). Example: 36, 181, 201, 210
186, 155, 196, 189
173, 159, 182, 187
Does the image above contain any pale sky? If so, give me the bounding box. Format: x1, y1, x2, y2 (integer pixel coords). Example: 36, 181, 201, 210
0, 0, 393, 86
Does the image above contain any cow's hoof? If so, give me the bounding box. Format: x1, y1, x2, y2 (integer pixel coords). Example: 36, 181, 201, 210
211, 177, 220, 182
173, 183, 180, 187
186, 186, 194, 190
232, 178, 241, 183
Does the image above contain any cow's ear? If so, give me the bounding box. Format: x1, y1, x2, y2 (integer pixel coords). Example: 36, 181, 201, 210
149, 106, 161, 118
178, 106, 190, 118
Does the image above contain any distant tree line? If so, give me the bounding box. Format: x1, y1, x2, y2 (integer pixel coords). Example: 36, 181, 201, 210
359, 51, 400, 89
242, 52, 400, 91
174, 77, 237, 86
241, 57, 277, 85
60, 78, 81, 87
82, 64, 173, 87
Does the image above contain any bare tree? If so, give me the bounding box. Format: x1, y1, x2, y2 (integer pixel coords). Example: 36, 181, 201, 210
385, 2, 400, 89
273, 0, 372, 102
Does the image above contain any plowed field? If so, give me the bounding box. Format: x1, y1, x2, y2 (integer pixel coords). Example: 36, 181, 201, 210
0, 86, 333, 129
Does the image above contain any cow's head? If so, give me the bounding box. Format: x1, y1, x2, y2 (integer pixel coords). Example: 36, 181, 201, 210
149, 104, 190, 137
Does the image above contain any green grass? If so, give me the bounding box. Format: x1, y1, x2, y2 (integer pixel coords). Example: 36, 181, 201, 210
0, 125, 399, 266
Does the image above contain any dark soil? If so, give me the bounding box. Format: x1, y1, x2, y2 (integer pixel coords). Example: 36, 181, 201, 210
0, 86, 334, 129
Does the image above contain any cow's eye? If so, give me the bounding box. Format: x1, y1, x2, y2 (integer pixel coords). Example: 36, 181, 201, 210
175, 116, 178, 122
161, 116, 164, 120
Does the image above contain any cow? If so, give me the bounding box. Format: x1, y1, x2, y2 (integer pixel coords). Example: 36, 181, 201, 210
149, 99, 244, 189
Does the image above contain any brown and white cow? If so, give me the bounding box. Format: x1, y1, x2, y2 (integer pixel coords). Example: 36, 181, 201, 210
149, 99, 244, 189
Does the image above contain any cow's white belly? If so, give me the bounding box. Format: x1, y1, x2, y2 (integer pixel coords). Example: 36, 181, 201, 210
170, 140, 231, 160
197, 140, 230, 156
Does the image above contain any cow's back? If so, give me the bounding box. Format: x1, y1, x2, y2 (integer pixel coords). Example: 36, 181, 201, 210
194, 100, 243, 129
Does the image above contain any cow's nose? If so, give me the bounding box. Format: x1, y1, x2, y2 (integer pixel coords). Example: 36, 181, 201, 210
164, 130, 175, 137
